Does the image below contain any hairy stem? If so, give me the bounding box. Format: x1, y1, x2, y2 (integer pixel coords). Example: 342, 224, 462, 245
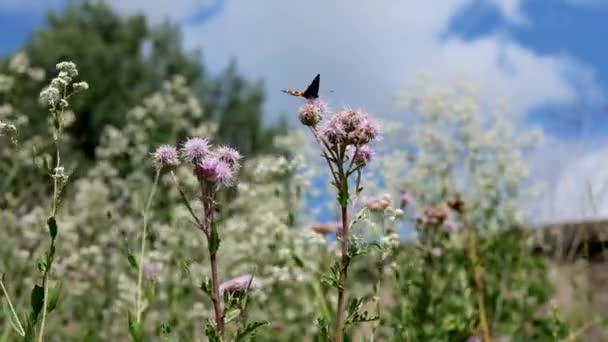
135, 169, 161, 323
203, 188, 224, 336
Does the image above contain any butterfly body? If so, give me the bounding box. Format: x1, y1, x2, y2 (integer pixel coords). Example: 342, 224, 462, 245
282, 74, 320, 100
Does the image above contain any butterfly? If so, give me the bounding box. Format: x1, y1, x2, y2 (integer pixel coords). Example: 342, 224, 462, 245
282, 74, 320, 100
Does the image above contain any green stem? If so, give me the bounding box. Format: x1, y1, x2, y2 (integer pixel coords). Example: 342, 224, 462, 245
0, 275, 25, 336
135, 169, 161, 323
37, 141, 61, 342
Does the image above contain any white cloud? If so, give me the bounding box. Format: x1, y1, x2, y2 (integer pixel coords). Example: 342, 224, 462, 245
489, 0, 528, 25
179, 0, 600, 123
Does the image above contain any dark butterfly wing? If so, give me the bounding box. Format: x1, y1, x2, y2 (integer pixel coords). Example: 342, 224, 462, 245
302, 74, 320, 99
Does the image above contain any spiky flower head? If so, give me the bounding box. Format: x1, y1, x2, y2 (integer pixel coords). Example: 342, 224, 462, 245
195, 158, 234, 187
153, 144, 179, 169
182, 137, 211, 164
321, 117, 346, 145
353, 145, 373, 166
219, 274, 259, 296
298, 99, 327, 127
215, 145, 242, 171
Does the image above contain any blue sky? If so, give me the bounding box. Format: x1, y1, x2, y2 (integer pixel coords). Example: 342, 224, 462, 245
1, 0, 608, 221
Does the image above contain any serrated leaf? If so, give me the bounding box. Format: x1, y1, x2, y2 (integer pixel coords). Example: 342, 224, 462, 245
47, 216, 57, 240
128, 311, 144, 342
209, 223, 220, 255
47, 280, 62, 312
3, 300, 25, 336
30, 285, 44, 319
235, 321, 268, 341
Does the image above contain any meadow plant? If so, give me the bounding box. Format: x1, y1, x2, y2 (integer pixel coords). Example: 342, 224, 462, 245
297, 98, 381, 341
0, 61, 88, 341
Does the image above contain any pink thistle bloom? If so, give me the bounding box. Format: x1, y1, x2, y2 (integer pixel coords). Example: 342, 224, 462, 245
195, 159, 234, 187
365, 194, 391, 212
467, 336, 482, 342
219, 274, 259, 296
298, 99, 326, 127
354, 146, 373, 165
153, 144, 179, 168
310, 222, 341, 235
321, 118, 346, 145
215, 145, 242, 171
182, 137, 211, 164
359, 117, 380, 142
335, 109, 365, 133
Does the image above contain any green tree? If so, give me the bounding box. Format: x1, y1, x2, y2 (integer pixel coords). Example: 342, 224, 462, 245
5, 0, 281, 161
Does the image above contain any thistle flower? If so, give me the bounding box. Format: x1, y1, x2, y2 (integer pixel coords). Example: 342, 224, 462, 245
353, 146, 373, 165
365, 194, 391, 212
153, 145, 179, 168
215, 145, 242, 171
219, 274, 259, 296
298, 99, 326, 127
321, 118, 346, 145
424, 204, 449, 225
195, 158, 234, 187
310, 222, 340, 236
182, 137, 210, 164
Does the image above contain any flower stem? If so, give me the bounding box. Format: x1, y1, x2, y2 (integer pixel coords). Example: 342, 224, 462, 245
135, 169, 161, 323
464, 217, 491, 342
203, 187, 224, 336
334, 200, 350, 342
37, 143, 61, 342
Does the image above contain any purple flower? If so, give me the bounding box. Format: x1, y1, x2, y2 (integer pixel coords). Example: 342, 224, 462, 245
361, 118, 380, 140
431, 247, 443, 257
195, 159, 234, 186
354, 146, 373, 165
182, 137, 210, 164
215, 145, 241, 171
467, 336, 482, 342
400, 192, 415, 209
298, 99, 326, 127
335, 109, 364, 133
219, 274, 259, 296
321, 118, 346, 145
152, 145, 179, 168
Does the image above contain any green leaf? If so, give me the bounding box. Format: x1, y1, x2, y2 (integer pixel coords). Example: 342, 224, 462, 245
30, 285, 44, 320
47, 217, 58, 240
200, 278, 212, 298
127, 311, 144, 342
2, 300, 25, 337
291, 253, 305, 269
126, 250, 138, 270
209, 223, 221, 255
47, 280, 62, 313
204, 320, 221, 342
224, 307, 242, 324
235, 321, 268, 341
